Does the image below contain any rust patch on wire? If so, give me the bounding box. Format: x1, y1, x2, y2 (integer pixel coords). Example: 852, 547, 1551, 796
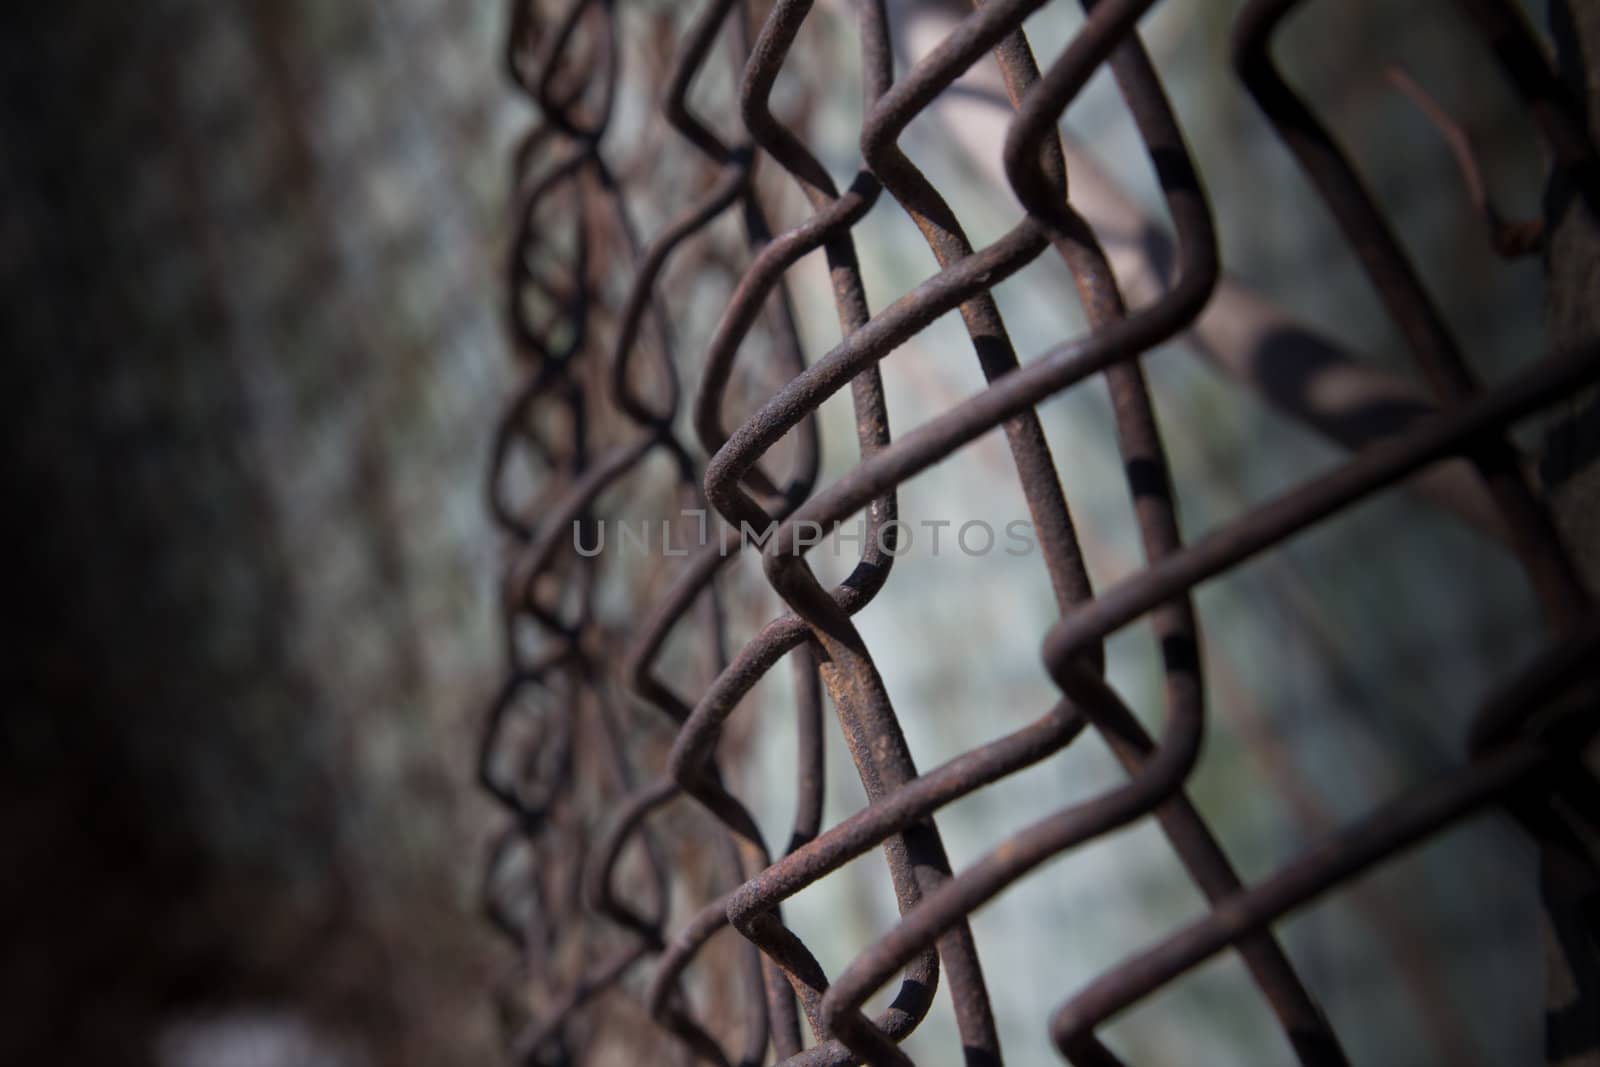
481, 0, 1600, 1063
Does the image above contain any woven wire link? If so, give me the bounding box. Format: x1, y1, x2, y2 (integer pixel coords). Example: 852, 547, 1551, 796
482, 1, 1600, 1063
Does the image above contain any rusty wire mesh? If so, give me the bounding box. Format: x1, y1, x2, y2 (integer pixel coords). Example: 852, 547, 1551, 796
480, 1, 1600, 1063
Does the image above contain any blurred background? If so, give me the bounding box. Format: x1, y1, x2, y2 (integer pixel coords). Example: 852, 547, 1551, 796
1, 1, 1591, 1064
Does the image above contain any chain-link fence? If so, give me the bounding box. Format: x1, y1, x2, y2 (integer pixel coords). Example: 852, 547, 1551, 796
485, 1, 1600, 1064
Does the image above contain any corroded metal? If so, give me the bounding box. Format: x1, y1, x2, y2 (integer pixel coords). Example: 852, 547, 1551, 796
483, 1, 1600, 1063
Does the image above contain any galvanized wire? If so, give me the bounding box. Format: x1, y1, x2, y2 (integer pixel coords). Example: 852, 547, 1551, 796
482, 1, 1600, 1063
